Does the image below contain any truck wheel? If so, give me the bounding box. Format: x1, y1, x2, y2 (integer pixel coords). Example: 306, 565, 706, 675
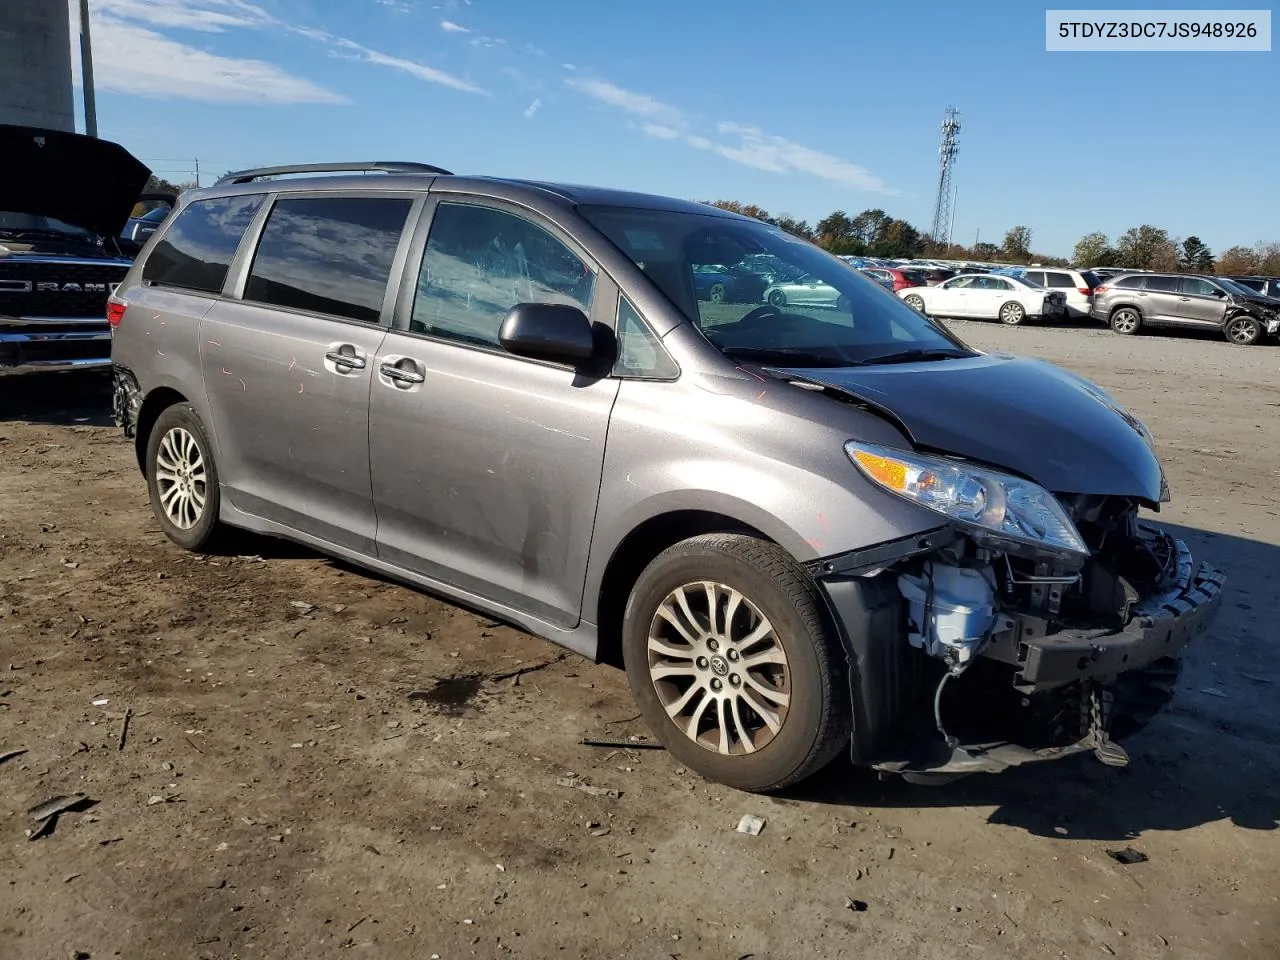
621, 534, 851, 792
1224, 314, 1262, 345
145, 402, 226, 552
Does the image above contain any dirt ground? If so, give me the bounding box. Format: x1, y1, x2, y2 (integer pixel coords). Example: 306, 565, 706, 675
1, 319, 1278, 960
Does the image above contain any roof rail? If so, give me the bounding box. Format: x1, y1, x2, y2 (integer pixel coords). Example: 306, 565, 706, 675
214, 161, 452, 186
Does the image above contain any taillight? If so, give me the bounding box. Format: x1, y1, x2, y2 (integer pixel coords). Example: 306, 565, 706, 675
1093, 285, 1109, 295
107, 299, 126, 329
1079, 287, 1093, 296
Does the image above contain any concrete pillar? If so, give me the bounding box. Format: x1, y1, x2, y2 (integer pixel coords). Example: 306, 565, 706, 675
0, 0, 76, 132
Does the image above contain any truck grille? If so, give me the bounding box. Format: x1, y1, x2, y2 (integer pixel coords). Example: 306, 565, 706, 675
0, 260, 130, 319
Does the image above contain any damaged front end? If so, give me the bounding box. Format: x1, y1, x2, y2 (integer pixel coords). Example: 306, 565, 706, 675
814, 445, 1226, 782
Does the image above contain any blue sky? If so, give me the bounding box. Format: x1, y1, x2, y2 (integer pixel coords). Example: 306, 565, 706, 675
78, 0, 1278, 256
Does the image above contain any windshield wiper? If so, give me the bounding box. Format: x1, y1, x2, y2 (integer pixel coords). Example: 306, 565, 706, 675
719, 346, 850, 368
854, 348, 972, 366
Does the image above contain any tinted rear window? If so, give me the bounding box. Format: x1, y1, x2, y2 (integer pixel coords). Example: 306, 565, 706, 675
1115, 276, 1145, 289
244, 196, 413, 324
901, 270, 928, 285
142, 194, 264, 294
1045, 272, 1076, 287
1232, 278, 1265, 293
1144, 276, 1180, 292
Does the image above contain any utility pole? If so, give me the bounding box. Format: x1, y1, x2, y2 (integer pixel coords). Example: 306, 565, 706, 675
194, 157, 200, 187
78, 0, 97, 137
929, 106, 960, 247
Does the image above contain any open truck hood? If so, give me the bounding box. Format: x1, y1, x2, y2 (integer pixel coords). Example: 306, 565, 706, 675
779, 352, 1166, 502
0, 124, 151, 237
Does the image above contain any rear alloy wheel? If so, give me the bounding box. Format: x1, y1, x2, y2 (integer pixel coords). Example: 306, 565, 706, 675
709, 282, 727, 303
903, 293, 927, 314
1224, 314, 1262, 346
146, 402, 225, 552
767, 289, 787, 308
1110, 307, 1141, 335
998, 301, 1027, 325
622, 534, 851, 792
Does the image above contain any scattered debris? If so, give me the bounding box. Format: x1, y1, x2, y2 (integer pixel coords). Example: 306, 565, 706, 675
736, 814, 766, 836
590, 827, 611, 837
64, 874, 81, 883
556, 774, 622, 799
346, 917, 367, 933
1107, 847, 1150, 865
290, 600, 316, 613
29, 793, 88, 822
581, 736, 664, 750
92, 698, 110, 706
844, 898, 868, 913
0, 747, 28, 764
118, 707, 132, 751
489, 652, 569, 684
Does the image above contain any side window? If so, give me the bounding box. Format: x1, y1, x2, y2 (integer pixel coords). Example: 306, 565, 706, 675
1145, 276, 1180, 293
1045, 272, 1075, 287
1116, 276, 1145, 289
142, 194, 264, 294
614, 295, 679, 379
1024, 271, 1045, 285
244, 196, 412, 324
412, 202, 596, 349
1180, 277, 1217, 296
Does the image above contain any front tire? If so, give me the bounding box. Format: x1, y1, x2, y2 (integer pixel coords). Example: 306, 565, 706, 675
145, 402, 225, 552
621, 534, 851, 792
998, 301, 1027, 325
767, 289, 787, 308
709, 282, 727, 303
1224, 314, 1262, 346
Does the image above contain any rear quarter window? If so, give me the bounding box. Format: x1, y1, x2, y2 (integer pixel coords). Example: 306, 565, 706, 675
1115, 276, 1145, 289
141, 194, 265, 295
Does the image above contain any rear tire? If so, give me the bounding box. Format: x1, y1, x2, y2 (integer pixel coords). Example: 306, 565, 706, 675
767, 290, 787, 308
621, 534, 851, 793
998, 301, 1027, 325
145, 403, 226, 552
1110, 307, 1141, 335
903, 293, 927, 314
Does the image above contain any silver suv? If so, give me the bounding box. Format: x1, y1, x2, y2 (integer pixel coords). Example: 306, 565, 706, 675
1091, 272, 1280, 345
110, 161, 1225, 791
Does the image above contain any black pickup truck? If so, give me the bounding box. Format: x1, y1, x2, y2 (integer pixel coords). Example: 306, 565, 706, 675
0, 124, 165, 377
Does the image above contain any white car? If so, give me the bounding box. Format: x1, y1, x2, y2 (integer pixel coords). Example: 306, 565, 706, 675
1014, 267, 1101, 319
898, 273, 1068, 326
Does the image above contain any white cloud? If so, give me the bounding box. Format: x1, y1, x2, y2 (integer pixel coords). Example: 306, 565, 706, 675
562, 63, 577, 70
641, 123, 680, 140
440, 19, 469, 32
87, 14, 348, 104
92, 0, 272, 32
524, 98, 542, 119
564, 75, 894, 194
325, 36, 487, 94
565, 77, 687, 130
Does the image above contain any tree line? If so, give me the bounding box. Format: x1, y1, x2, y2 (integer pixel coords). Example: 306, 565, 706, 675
706, 200, 1279, 276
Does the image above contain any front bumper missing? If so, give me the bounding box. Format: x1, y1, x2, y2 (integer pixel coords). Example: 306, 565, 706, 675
983, 539, 1226, 693
817, 535, 1226, 778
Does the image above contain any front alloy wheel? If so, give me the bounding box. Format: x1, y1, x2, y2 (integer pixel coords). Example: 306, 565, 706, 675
622, 534, 850, 792
1225, 315, 1261, 345
709, 282, 727, 303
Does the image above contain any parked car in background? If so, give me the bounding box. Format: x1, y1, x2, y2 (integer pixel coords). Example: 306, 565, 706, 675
1091, 272, 1280, 345
859, 268, 896, 293
109, 159, 1225, 792
900, 273, 1068, 325
1225, 276, 1280, 300
997, 266, 1100, 319
0, 123, 151, 376
119, 198, 177, 253
762, 272, 850, 309
860, 267, 927, 293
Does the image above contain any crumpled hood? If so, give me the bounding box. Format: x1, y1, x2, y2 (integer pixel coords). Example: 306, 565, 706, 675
779, 352, 1165, 501
0, 124, 151, 237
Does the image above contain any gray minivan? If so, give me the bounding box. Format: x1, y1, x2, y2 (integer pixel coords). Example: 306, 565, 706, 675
110, 162, 1225, 791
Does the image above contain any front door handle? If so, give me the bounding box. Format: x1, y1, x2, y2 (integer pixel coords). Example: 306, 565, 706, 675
379, 361, 425, 385
325, 349, 366, 369
1178, 296, 1191, 301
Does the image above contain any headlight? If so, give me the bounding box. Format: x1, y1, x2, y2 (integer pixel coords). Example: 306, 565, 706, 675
846, 440, 1088, 557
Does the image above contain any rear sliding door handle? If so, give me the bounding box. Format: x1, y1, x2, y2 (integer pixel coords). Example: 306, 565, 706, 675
325, 349, 366, 369
379, 362, 425, 385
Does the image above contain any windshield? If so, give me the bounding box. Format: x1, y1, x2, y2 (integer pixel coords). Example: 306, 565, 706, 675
1216, 277, 1261, 297
580, 205, 971, 367
0, 211, 95, 239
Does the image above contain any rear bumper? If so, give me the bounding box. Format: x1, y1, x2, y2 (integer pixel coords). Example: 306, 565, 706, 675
0, 323, 111, 376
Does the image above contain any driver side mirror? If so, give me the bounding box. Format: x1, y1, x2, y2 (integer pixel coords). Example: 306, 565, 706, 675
499, 303, 595, 365
1210, 287, 1226, 297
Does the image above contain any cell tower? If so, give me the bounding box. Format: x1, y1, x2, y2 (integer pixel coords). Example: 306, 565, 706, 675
930, 107, 961, 247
